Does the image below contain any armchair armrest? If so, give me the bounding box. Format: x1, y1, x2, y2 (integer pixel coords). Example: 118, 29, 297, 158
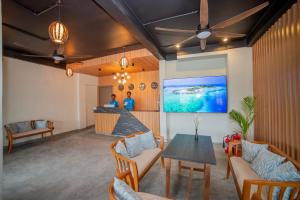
47, 121, 54, 130
154, 135, 164, 150
228, 140, 241, 157
242, 179, 300, 200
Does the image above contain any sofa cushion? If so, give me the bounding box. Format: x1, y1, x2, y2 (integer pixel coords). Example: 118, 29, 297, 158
35, 120, 47, 129
251, 149, 285, 179
16, 121, 33, 132
267, 161, 300, 200
6, 123, 19, 133
12, 128, 51, 139
231, 157, 262, 196
138, 131, 157, 150
242, 140, 268, 163
125, 136, 143, 158
113, 177, 142, 200
137, 192, 170, 200
115, 141, 129, 158
131, 148, 161, 177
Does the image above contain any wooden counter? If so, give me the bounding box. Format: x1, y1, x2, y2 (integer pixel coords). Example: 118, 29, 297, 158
94, 108, 160, 136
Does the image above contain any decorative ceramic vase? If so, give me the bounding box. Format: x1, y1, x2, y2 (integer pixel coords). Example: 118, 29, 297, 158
195, 128, 199, 141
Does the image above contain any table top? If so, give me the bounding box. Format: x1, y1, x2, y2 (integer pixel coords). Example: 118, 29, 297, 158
162, 134, 216, 165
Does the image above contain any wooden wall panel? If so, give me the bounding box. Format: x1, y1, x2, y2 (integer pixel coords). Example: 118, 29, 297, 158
98, 71, 159, 111
131, 111, 160, 137
252, 1, 300, 161
95, 113, 120, 134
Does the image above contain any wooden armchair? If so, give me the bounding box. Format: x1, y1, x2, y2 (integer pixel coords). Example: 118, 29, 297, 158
226, 140, 300, 200
111, 132, 164, 192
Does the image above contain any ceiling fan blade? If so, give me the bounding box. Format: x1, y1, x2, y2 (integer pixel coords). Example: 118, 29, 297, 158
21, 54, 52, 58
213, 31, 246, 38
155, 27, 195, 33
211, 2, 269, 29
54, 60, 61, 64
200, 39, 206, 50
200, 0, 208, 29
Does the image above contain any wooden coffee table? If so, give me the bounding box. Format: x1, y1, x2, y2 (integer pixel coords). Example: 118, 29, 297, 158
162, 134, 216, 200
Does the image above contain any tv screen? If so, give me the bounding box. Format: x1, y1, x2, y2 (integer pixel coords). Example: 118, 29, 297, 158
163, 76, 227, 113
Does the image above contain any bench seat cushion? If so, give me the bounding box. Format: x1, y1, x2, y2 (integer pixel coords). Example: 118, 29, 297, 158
12, 128, 51, 139
137, 192, 170, 200
131, 148, 161, 177
230, 157, 267, 199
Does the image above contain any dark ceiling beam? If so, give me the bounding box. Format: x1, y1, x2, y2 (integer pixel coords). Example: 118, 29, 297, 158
247, 0, 297, 46
93, 0, 165, 60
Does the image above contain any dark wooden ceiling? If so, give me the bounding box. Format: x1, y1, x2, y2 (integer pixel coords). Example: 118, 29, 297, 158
2, 0, 297, 66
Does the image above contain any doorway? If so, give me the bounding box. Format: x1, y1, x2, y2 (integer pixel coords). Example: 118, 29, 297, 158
98, 86, 113, 106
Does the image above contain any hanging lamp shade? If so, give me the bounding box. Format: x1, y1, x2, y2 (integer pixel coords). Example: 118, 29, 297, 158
119, 56, 128, 68
66, 68, 73, 77
49, 21, 69, 44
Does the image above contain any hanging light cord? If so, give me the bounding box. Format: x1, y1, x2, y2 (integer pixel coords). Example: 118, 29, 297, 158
58, 0, 61, 22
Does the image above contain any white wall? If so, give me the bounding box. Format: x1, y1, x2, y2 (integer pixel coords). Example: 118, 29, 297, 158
0, 0, 3, 196
3, 57, 98, 144
160, 47, 253, 143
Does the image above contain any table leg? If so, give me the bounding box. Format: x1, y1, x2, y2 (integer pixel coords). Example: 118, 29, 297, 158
204, 164, 211, 200
165, 158, 171, 198
178, 160, 182, 173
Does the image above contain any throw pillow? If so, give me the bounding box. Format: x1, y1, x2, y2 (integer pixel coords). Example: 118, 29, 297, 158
125, 136, 143, 158
251, 148, 285, 179
115, 141, 129, 158
242, 140, 268, 162
113, 177, 142, 200
138, 131, 157, 150
16, 121, 32, 132
6, 123, 19, 133
267, 161, 300, 200
35, 120, 47, 129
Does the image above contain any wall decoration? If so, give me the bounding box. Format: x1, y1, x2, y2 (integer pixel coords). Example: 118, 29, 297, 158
128, 83, 134, 90
139, 83, 146, 91
118, 84, 124, 91
151, 82, 158, 89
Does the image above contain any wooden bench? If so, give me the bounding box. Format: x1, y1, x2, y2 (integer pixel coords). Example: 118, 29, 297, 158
111, 132, 164, 192
5, 120, 54, 153
226, 140, 300, 200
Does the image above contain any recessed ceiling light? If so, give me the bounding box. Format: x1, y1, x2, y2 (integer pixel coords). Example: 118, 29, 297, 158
175, 44, 180, 48
223, 38, 228, 42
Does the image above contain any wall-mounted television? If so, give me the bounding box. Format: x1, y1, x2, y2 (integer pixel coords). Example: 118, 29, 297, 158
163, 76, 227, 113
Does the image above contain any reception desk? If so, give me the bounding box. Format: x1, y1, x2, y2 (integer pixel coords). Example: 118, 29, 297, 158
94, 107, 160, 136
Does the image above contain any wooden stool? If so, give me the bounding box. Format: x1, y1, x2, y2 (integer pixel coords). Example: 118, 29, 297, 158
179, 161, 211, 200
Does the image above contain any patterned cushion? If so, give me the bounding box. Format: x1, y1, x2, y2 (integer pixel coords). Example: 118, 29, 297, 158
16, 121, 32, 132
113, 177, 142, 200
35, 120, 47, 129
6, 123, 19, 133
125, 136, 143, 158
138, 131, 157, 150
267, 161, 300, 200
251, 149, 285, 179
115, 141, 129, 158
242, 140, 268, 163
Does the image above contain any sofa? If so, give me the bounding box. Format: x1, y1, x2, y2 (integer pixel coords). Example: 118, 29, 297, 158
108, 170, 171, 200
111, 131, 164, 192
226, 140, 300, 200
4, 120, 54, 153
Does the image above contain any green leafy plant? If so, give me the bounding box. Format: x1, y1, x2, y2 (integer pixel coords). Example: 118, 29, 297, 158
229, 96, 255, 140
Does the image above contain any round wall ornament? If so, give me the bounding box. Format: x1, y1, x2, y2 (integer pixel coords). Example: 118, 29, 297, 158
128, 83, 134, 90
151, 82, 158, 89
118, 84, 124, 91
139, 83, 146, 91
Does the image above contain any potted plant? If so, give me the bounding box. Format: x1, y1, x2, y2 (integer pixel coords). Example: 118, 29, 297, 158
229, 96, 255, 140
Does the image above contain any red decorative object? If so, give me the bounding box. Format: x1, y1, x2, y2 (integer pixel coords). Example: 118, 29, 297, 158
223, 133, 242, 154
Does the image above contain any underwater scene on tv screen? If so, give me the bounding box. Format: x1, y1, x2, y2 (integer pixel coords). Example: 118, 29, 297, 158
163, 76, 227, 113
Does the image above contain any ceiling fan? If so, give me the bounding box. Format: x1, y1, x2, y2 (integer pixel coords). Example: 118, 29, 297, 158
21, 45, 92, 64
155, 0, 269, 50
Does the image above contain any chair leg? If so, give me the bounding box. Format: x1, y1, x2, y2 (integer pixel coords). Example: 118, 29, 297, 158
226, 160, 231, 179
185, 168, 193, 200
178, 161, 182, 174
161, 157, 165, 168
8, 138, 13, 153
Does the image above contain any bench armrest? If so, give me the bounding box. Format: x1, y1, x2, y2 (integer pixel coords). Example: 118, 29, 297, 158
242, 179, 300, 200
228, 140, 242, 157
154, 135, 164, 150
47, 121, 54, 130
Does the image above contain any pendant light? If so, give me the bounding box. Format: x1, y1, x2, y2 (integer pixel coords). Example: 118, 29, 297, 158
119, 47, 128, 68
48, 0, 69, 44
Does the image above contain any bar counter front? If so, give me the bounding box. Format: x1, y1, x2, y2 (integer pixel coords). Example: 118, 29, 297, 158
94, 107, 160, 137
